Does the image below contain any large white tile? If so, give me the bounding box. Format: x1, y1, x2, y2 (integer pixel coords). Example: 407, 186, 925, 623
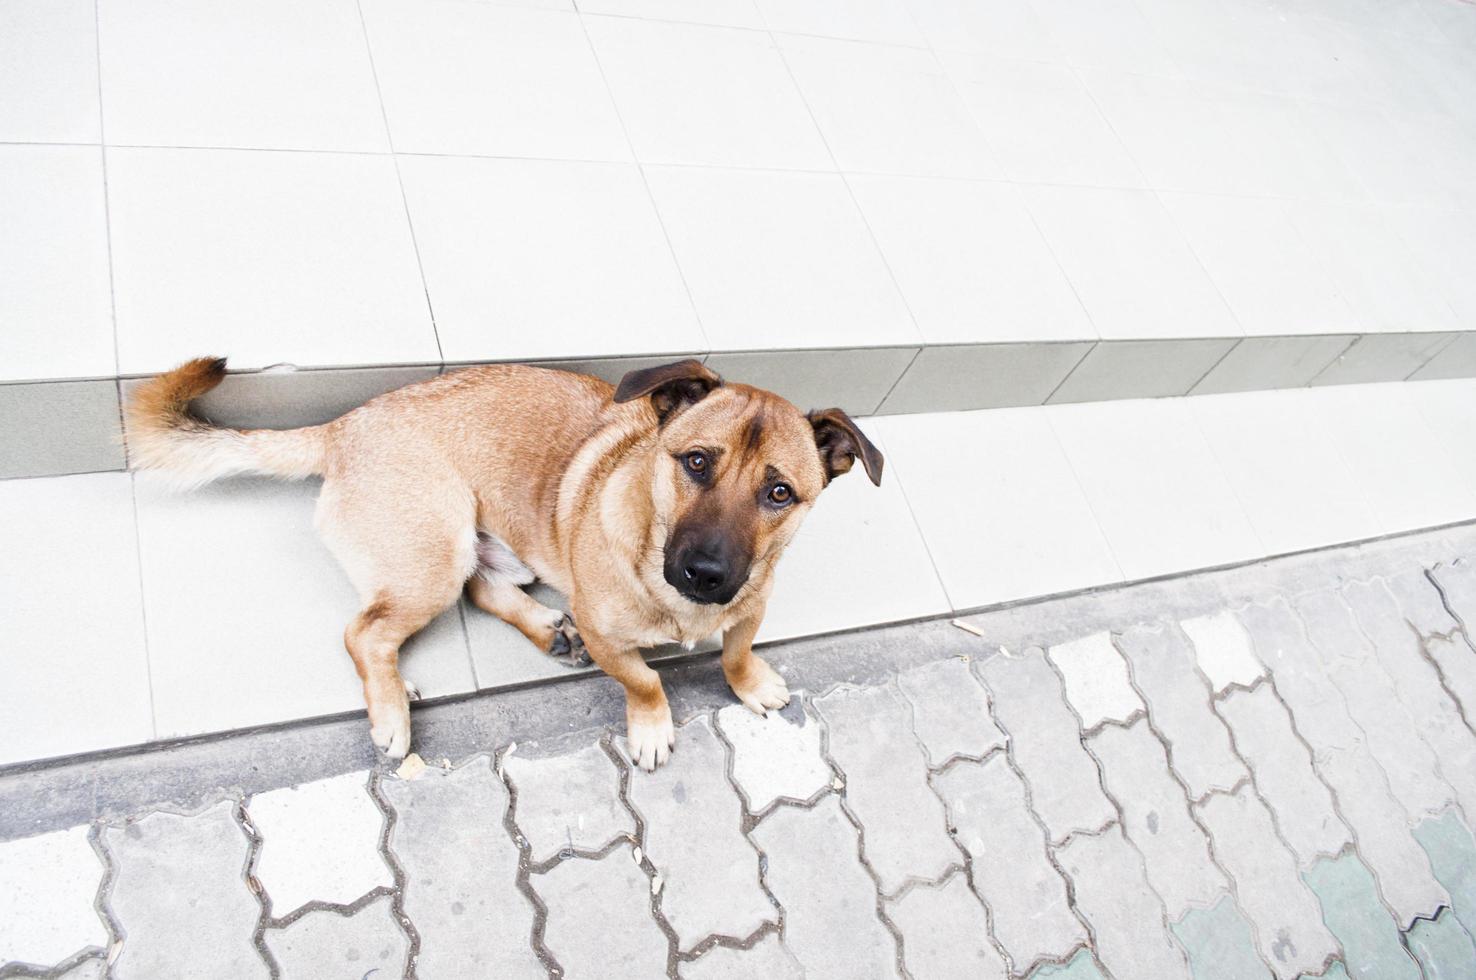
1407, 378, 1476, 503
755, 0, 925, 45
1022, 185, 1238, 340
870, 408, 1122, 609
135, 478, 474, 738
1294, 383, 1476, 533
1047, 398, 1264, 580
0, 146, 114, 382
1287, 202, 1459, 334
779, 35, 999, 179
361, 0, 629, 160
760, 424, 949, 639
644, 166, 918, 351
585, 17, 829, 170
942, 53, 1143, 188
0, 0, 100, 143
1381, 205, 1476, 329
578, 0, 763, 27
97, 0, 387, 152
399, 155, 701, 362
1027, 0, 1179, 75
108, 148, 436, 374
1157, 193, 1353, 337
0, 474, 152, 764
1300, 100, 1458, 208
1191, 389, 1382, 554
846, 175, 1092, 345
901, 0, 1061, 60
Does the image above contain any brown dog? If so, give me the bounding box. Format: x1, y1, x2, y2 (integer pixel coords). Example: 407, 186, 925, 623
127, 358, 882, 769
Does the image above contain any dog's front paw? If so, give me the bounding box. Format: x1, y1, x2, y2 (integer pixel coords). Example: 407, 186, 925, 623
626, 704, 675, 772
547, 613, 590, 667
369, 703, 412, 760
729, 656, 790, 716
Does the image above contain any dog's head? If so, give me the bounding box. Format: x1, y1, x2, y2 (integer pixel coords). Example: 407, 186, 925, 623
615, 360, 883, 608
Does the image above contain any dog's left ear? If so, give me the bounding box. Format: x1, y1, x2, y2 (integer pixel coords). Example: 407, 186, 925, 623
808, 408, 884, 486
613, 359, 722, 422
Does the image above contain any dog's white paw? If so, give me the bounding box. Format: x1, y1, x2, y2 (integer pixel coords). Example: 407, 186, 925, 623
731, 657, 791, 716
370, 708, 412, 761
626, 706, 676, 772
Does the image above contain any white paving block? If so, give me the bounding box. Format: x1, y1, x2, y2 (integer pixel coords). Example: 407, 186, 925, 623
716, 702, 832, 812
1047, 632, 1143, 729
0, 827, 106, 967
1181, 611, 1265, 693
248, 772, 392, 915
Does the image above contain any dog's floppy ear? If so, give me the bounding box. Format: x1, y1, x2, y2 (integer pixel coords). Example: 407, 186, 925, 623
808, 408, 884, 486
614, 359, 722, 422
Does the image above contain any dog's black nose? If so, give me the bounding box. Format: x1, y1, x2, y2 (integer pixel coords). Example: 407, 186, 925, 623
682, 553, 729, 597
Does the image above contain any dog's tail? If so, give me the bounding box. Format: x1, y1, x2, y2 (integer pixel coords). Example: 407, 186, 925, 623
126, 357, 328, 490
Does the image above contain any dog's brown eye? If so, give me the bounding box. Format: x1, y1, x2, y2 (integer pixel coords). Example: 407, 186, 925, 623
768, 483, 793, 506
684, 451, 708, 475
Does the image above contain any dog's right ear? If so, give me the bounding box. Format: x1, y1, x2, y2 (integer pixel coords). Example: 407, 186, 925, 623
613, 359, 722, 422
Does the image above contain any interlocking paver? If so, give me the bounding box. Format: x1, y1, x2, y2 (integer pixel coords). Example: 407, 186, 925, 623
813, 684, 958, 894
1170, 893, 1268, 980
1345, 579, 1476, 818
104, 801, 267, 980
0, 826, 105, 968
1426, 634, 1476, 726
247, 771, 391, 915
265, 895, 408, 979
1241, 599, 1449, 925
381, 757, 542, 979
1028, 949, 1107, 979
1384, 568, 1463, 637
1413, 810, 1476, 941
504, 741, 632, 863
1195, 786, 1338, 980
1058, 824, 1191, 980
715, 698, 831, 811
537, 847, 668, 980
1089, 719, 1226, 916
748, 796, 899, 980
623, 716, 772, 950
932, 755, 1086, 969
980, 648, 1115, 842
896, 658, 1006, 766
1432, 560, 1476, 637
1426, 563, 1476, 717
55, 956, 107, 979
1047, 632, 1142, 730
1406, 908, 1476, 980
1296, 590, 1452, 819
681, 933, 804, 980
1117, 623, 1247, 798
1182, 609, 1265, 693
1302, 853, 1420, 980
1215, 684, 1351, 866
888, 873, 1008, 980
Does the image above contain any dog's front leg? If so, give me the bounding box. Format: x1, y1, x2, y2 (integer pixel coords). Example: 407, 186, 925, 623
580, 623, 674, 771
722, 607, 791, 715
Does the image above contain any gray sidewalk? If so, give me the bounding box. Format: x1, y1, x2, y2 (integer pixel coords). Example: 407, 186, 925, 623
6, 525, 1476, 979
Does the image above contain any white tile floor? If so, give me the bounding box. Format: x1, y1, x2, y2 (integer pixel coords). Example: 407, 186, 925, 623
6, 379, 1476, 766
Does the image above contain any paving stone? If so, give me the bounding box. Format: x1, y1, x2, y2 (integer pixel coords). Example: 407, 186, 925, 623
932, 755, 1085, 969
1215, 684, 1351, 866
1431, 560, 1476, 636
980, 648, 1115, 843
55, 956, 107, 979
1384, 567, 1464, 637
623, 716, 772, 950
265, 895, 408, 979
1302, 853, 1420, 980
247, 771, 391, 916
681, 933, 803, 980
0, 825, 106, 968
1058, 824, 1191, 980
504, 741, 632, 863
1240, 600, 1448, 925
813, 684, 958, 894
1195, 786, 1338, 980
381, 756, 542, 979
1344, 579, 1476, 819
888, 873, 1008, 980
1089, 719, 1227, 916
748, 796, 899, 980
715, 698, 831, 812
1028, 949, 1107, 979
1413, 810, 1476, 941
895, 658, 1006, 766
104, 801, 267, 980
1300, 964, 1350, 980
1046, 632, 1143, 730
1181, 609, 1266, 693
1426, 633, 1476, 727
1407, 907, 1476, 980
1170, 893, 1269, 980
1295, 590, 1453, 819
1117, 623, 1247, 799
1427, 563, 1476, 713
537, 847, 669, 979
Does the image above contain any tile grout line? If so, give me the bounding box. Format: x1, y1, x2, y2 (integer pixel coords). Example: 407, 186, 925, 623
125, 471, 160, 741
861, 425, 958, 615
1039, 409, 1130, 586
